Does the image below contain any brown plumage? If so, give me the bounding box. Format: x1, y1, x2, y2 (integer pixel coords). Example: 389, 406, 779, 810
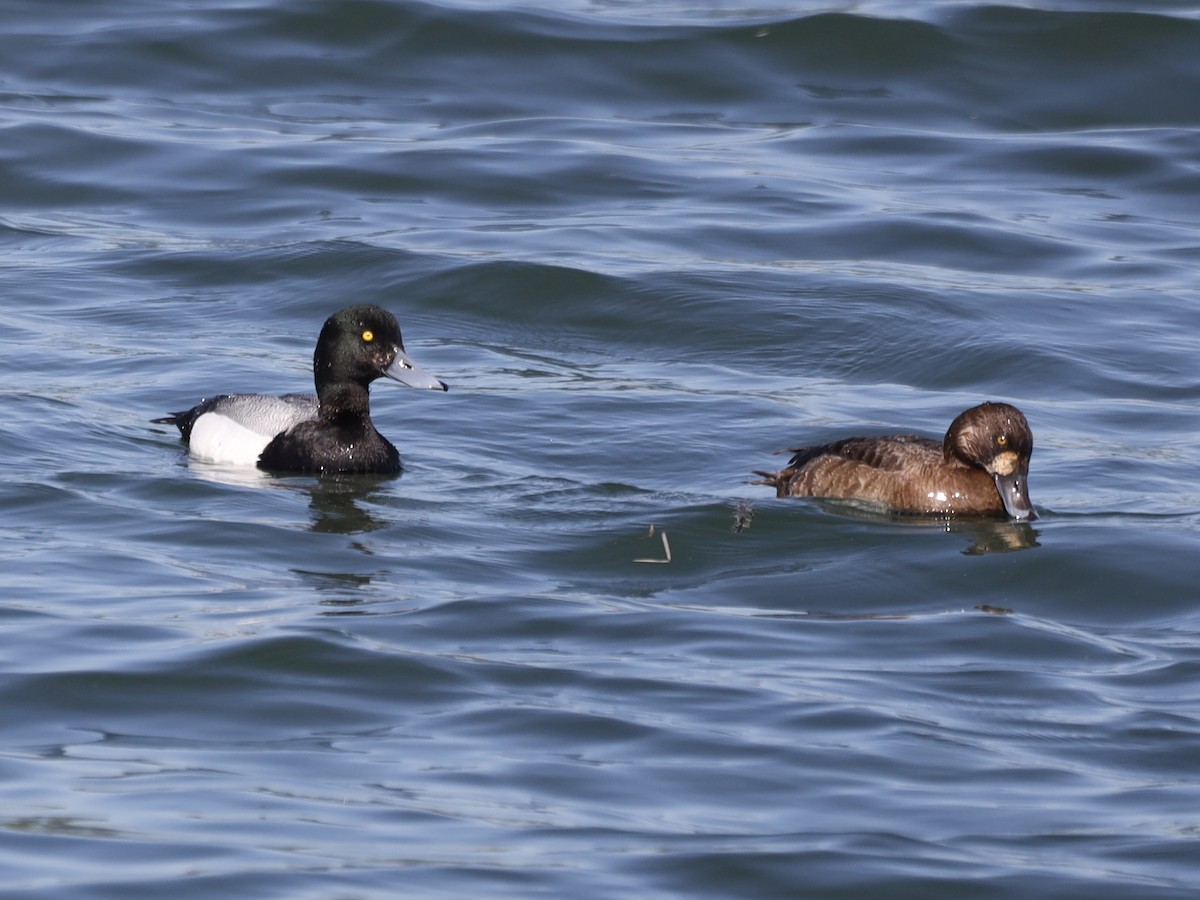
753, 402, 1036, 520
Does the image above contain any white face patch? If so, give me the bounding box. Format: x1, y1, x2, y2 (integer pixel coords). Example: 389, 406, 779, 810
990, 450, 1018, 477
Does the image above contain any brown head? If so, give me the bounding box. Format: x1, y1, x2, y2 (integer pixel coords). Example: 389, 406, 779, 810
943, 402, 1036, 520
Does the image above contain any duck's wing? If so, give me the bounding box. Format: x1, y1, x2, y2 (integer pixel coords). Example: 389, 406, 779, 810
153, 393, 317, 443
753, 435, 939, 498
784, 434, 934, 471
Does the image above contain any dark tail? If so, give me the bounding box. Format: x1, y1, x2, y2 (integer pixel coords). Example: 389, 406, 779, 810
751, 469, 785, 496
150, 396, 225, 442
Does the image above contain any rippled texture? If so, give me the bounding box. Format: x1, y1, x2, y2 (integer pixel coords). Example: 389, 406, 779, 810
2, 1, 1200, 896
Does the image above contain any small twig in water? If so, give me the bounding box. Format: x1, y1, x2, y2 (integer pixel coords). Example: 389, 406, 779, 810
633, 524, 672, 564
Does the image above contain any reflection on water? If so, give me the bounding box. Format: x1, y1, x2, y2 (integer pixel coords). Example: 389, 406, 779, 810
808, 498, 1042, 555
296, 476, 406, 612
302, 475, 397, 535
186, 460, 398, 534
187, 459, 273, 489
953, 520, 1040, 556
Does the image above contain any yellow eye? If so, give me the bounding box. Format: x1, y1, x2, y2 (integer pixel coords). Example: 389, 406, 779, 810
997, 434, 1008, 447
361, 330, 374, 343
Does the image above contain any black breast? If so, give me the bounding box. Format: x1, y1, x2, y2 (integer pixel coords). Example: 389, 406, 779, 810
258, 419, 401, 475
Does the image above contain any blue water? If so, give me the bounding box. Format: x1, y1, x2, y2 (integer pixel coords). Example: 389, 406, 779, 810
3, 0, 1200, 896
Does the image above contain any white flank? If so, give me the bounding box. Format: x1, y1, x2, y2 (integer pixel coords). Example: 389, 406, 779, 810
188, 413, 275, 466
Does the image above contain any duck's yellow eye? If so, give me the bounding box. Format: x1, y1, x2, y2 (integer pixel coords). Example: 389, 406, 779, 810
997, 434, 1008, 447
361, 330, 374, 343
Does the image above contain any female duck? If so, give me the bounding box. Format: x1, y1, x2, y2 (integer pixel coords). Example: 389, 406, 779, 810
753, 402, 1036, 520
154, 305, 447, 475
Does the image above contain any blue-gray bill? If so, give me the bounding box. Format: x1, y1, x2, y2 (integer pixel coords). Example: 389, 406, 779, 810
993, 471, 1036, 520
385, 349, 448, 392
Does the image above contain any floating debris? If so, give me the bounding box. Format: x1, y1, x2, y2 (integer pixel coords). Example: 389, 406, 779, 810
633, 524, 672, 564
976, 604, 1013, 615
732, 499, 755, 533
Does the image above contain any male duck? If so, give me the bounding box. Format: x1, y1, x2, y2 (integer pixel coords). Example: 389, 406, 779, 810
154, 305, 447, 474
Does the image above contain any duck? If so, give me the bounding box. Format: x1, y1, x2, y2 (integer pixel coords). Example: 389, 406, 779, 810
753, 402, 1036, 520
153, 305, 447, 474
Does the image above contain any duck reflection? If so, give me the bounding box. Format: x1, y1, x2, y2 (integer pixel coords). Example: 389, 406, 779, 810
188, 460, 396, 535
291, 476, 403, 613
952, 518, 1040, 556
302, 474, 395, 535
807, 498, 1041, 555
177, 463, 416, 613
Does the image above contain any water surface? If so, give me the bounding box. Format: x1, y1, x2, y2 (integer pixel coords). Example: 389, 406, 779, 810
2, 1, 1200, 896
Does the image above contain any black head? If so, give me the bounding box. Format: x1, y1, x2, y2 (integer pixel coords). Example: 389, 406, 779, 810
312, 305, 447, 402
944, 402, 1036, 520
314, 305, 403, 389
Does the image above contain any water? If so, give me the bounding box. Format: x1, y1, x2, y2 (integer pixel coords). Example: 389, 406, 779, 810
2, 0, 1200, 896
